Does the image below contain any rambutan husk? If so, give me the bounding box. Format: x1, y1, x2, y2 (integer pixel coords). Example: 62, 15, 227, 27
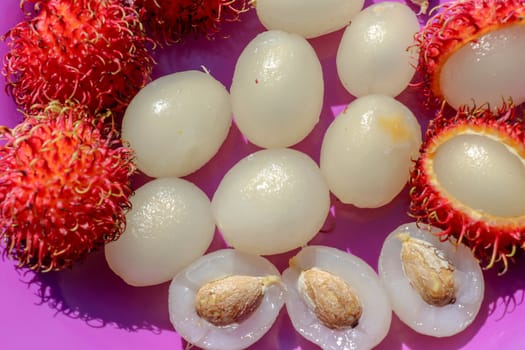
3, 0, 155, 115
409, 102, 525, 273
0, 101, 136, 272
409, 0, 429, 15
414, 0, 525, 107
134, 0, 251, 45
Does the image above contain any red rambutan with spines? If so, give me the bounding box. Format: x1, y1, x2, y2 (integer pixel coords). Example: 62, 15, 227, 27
0, 101, 136, 272
3, 0, 155, 115
414, 0, 525, 111
409, 102, 525, 273
19, 0, 45, 16
133, 0, 251, 45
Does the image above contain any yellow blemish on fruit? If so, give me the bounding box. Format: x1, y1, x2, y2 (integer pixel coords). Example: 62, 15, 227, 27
378, 114, 414, 144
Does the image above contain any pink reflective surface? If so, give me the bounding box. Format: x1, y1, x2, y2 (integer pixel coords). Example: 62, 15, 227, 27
1, 1, 524, 349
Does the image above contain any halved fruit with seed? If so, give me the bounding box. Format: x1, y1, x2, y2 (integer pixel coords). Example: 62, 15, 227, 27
379, 223, 484, 337
168, 249, 285, 350
282, 245, 391, 350
409, 104, 525, 271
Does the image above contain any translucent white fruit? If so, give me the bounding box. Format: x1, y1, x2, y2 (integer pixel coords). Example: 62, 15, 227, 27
336, 2, 419, 98
433, 134, 525, 217
378, 223, 485, 337
211, 148, 330, 255
283, 246, 392, 350
230, 30, 323, 148
105, 178, 215, 287
168, 249, 285, 350
320, 95, 422, 208
122, 70, 232, 178
440, 24, 525, 110
255, 0, 364, 39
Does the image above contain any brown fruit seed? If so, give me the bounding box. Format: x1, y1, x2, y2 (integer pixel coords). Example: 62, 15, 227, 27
398, 233, 456, 306
195, 274, 280, 326
298, 267, 363, 330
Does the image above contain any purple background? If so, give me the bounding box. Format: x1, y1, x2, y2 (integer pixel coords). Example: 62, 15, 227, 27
1, 1, 525, 349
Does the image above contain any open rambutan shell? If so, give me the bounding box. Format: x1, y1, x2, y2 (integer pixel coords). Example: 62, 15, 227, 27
409, 103, 525, 273
134, 0, 251, 45
415, 0, 525, 110
0, 102, 135, 271
3, 0, 155, 114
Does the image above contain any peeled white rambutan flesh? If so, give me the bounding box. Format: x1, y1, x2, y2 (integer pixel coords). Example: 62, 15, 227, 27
440, 25, 525, 110
230, 30, 324, 148
320, 94, 422, 208
283, 245, 391, 350
105, 177, 215, 287
433, 134, 525, 217
211, 148, 330, 255
254, 0, 364, 39
379, 223, 484, 337
168, 249, 285, 350
336, 2, 419, 97
121, 70, 232, 178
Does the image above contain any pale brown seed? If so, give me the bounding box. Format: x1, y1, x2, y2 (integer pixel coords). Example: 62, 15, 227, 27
398, 233, 456, 306
195, 275, 280, 326
298, 267, 362, 330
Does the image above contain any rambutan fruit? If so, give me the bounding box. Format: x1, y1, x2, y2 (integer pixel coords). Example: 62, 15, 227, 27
415, 0, 525, 110
409, 103, 525, 273
3, 0, 155, 114
133, 0, 251, 45
0, 102, 135, 272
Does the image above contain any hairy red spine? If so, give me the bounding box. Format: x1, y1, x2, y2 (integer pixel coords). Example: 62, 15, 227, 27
409, 103, 525, 273
0, 102, 136, 271
414, 0, 525, 107
134, 0, 251, 45
3, 0, 155, 114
